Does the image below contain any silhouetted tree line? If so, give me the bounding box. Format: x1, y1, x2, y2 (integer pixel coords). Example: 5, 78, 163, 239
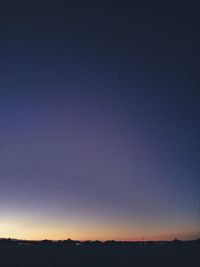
0, 237, 200, 248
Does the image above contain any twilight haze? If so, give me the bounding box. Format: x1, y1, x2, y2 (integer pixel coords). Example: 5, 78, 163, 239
0, 1, 200, 241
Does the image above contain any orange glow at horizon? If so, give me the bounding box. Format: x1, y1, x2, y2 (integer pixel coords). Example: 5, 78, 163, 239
1, 205, 198, 242
0, 219, 197, 241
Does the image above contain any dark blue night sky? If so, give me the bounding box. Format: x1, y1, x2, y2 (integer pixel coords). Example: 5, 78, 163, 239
0, 1, 200, 240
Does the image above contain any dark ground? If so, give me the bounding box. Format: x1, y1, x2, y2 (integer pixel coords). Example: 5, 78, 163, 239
0, 243, 199, 267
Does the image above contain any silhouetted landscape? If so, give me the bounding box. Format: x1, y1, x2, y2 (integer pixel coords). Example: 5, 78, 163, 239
1, 238, 199, 267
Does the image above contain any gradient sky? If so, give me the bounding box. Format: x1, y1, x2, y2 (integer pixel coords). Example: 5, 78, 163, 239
0, 1, 200, 241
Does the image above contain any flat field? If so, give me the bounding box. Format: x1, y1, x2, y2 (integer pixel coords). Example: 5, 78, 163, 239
0, 243, 199, 267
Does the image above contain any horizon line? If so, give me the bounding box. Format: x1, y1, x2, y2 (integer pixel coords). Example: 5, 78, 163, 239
1, 236, 199, 243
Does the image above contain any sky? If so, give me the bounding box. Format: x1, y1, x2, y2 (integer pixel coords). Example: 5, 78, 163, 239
0, 1, 200, 241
